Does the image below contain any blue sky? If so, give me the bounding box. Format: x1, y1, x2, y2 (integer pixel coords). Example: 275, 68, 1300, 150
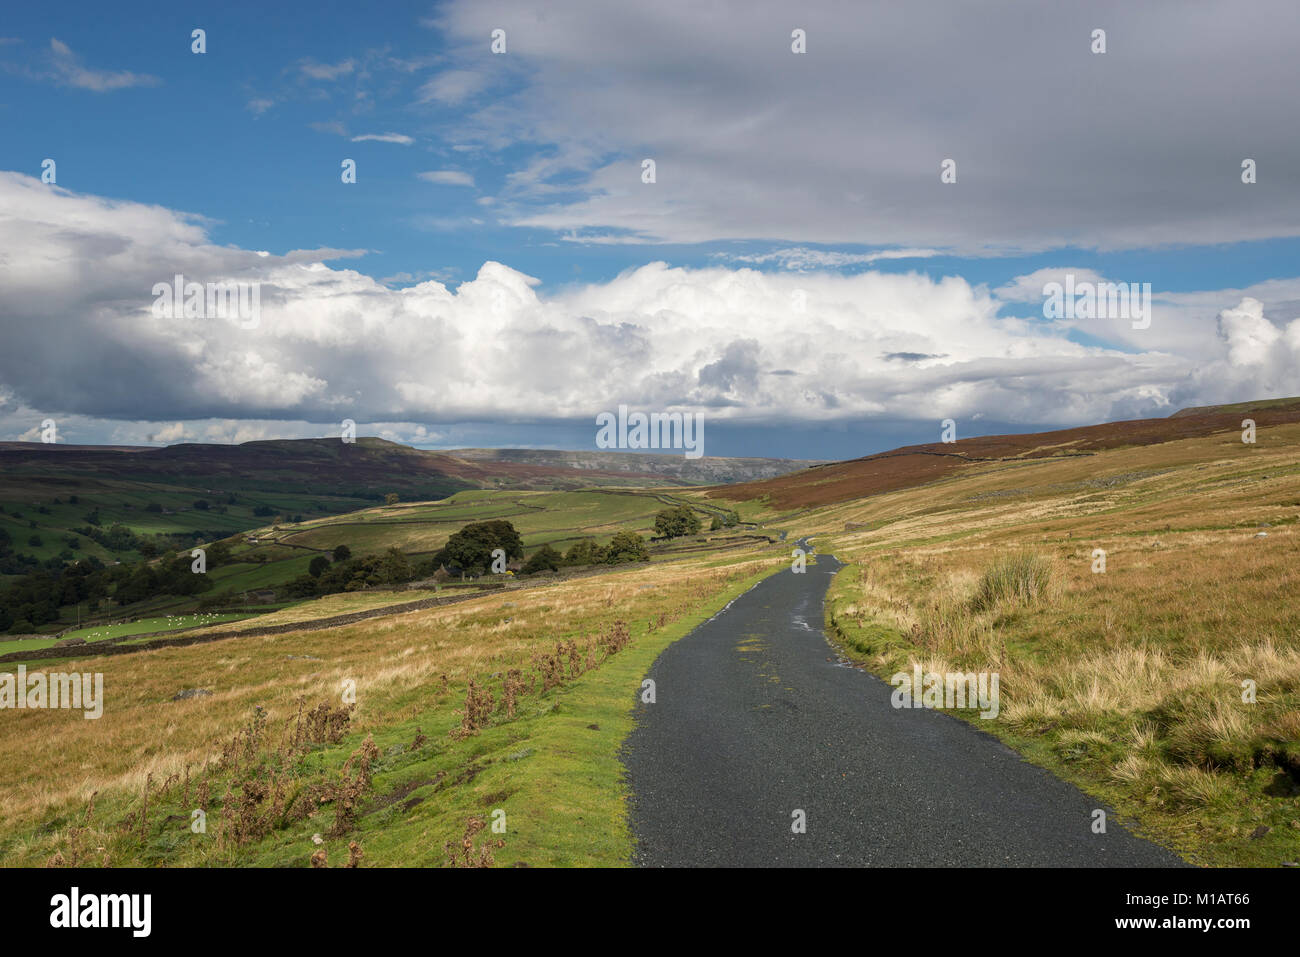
2, 1, 1300, 459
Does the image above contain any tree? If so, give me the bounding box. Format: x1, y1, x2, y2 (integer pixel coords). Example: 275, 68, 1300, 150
193, 499, 210, 511
563, 539, 607, 566
332, 544, 352, 562
709, 509, 739, 531
103, 524, 138, 552
654, 505, 702, 539
385, 493, 400, 506
208, 541, 232, 566
27, 534, 42, 547
308, 555, 330, 578
380, 547, 411, 583
522, 544, 562, 574
605, 531, 650, 564
442, 520, 524, 574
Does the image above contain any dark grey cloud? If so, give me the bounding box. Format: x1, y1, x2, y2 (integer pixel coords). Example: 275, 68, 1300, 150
698, 339, 762, 394
883, 352, 947, 363
433, 0, 1300, 252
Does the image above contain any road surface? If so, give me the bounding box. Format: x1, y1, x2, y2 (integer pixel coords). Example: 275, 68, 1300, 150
622, 548, 1185, 867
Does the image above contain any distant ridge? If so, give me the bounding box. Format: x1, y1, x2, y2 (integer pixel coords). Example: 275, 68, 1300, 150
450, 447, 826, 485
709, 397, 1300, 509
0, 436, 817, 500
1169, 396, 1300, 418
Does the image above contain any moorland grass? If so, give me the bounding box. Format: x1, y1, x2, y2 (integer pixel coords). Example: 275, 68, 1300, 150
1, 548, 782, 867
813, 424, 1300, 866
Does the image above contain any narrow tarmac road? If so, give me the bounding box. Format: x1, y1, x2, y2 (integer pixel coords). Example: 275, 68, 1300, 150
622, 548, 1186, 867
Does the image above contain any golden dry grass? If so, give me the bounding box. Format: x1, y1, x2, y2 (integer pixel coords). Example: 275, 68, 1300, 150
813, 422, 1300, 864
0, 547, 781, 854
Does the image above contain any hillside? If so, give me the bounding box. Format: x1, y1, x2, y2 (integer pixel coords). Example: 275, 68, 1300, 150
1170, 396, 1300, 418
0, 436, 664, 504
451, 447, 826, 485
0, 435, 807, 641
708, 398, 1300, 509
0, 480, 748, 651
0, 434, 779, 567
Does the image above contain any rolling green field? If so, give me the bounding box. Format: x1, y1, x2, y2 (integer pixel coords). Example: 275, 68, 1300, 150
274, 489, 676, 556
61, 613, 259, 643
0, 486, 725, 656
0, 613, 265, 656
0, 479, 374, 570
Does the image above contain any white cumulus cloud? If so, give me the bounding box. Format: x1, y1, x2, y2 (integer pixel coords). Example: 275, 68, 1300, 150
2, 172, 1298, 441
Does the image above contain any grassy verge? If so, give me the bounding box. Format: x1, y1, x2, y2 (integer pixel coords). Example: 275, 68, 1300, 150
325, 560, 779, 868
4, 549, 782, 867
823, 552, 1300, 868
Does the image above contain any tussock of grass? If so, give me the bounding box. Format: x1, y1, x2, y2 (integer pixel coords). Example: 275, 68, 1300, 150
971, 551, 1056, 612
1111, 757, 1238, 811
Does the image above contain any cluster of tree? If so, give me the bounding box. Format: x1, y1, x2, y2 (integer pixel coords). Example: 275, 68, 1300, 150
710, 509, 740, 530
0, 507, 660, 633
248, 503, 305, 522
0, 534, 242, 631
522, 544, 563, 574
0, 550, 40, 576
604, 531, 652, 563
0, 528, 42, 574
0, 524, 109, 628
111, 553, 214, 605
0, 555, 138, 631
429, 520, 525, 575
283, 547, 431, 599
522, 531, 651, 574
654, 505, 703, 539
0, 561, 104, 631
70, 522, 146, 553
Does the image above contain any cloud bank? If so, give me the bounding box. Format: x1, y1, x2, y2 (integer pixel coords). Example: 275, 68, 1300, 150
1, 172, 1298, 444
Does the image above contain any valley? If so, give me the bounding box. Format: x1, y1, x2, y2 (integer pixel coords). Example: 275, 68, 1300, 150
1, 399, 1298, 869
